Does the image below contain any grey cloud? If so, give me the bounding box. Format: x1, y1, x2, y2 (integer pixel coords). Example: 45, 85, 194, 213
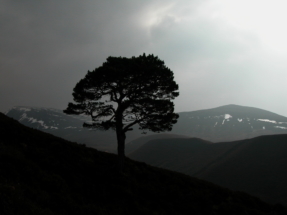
0, 0, 153, 111
1, 0, 287, 117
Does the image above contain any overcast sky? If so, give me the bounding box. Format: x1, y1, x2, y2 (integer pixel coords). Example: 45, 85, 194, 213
1, 0, 287, 116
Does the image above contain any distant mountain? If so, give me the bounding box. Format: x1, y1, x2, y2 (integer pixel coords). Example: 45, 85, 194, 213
5, 106, 117, 152
6, 106, 183, 153
6, 104, 287, 153
5, 106, 87, 130
171, 104, 287, 142
2, 113, 284, 214
126, 104, 287, 154
129, 135, 287, 205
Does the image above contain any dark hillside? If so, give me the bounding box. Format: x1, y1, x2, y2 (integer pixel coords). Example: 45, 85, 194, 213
129, 138, 236, 175
129, 135, 287, 205
0, 112, 286, 215
125, 133, 190, 154
195, 135, 287, 205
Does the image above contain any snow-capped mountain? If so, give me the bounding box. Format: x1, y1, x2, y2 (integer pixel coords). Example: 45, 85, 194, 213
5, 106, 87, 130
5, 106, 121, 152
5, 104, 287, 152
171, 104, 287, 142
5, 106, 144, 153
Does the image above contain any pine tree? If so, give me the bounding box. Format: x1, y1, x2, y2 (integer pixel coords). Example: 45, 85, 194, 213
64, 54, 179, 171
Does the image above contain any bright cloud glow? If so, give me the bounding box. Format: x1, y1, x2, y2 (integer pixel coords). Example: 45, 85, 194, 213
141, 3, 178, 29
205, 0, 287, 52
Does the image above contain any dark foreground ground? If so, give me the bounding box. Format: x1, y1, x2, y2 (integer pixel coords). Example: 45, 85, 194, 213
0, 112, 286, 215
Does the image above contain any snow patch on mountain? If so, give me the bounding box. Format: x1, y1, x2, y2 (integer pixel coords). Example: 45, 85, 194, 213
222, 114, 232, 124
275, 126, 287, 130
18, 112, 53, 129
65, 126, 77, 129
6, 107, 30, 113
18, 107, 31, 112
224, 114, 232, 119
257, 119, 277, 124
31, 119, 49, 129
19, 113, 28, 121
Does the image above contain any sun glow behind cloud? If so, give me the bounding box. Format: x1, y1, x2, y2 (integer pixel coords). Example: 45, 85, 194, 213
135, 0, 287, 114
141, 0, 287, 53
140, 2, 184, 38
142, 3, 176, 27
205, 0, 287, 53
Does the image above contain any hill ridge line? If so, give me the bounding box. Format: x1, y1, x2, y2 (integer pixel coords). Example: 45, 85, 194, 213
193, 141, 243, 177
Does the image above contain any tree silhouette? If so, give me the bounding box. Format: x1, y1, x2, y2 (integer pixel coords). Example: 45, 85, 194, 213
64, 54, 179, 171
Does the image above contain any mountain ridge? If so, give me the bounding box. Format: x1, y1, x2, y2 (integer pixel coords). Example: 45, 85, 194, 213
172, 104, 287, 142
181, 104, 287, 119
6, 104, 287, 153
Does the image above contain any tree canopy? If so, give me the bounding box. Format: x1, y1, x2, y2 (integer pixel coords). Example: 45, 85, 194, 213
64, 53, 179, 170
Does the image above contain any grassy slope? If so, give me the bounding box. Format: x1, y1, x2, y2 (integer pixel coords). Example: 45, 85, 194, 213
0, 113, 286, 215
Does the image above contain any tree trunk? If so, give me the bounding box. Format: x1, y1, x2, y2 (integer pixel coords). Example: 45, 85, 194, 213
116, 130, 126, 172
